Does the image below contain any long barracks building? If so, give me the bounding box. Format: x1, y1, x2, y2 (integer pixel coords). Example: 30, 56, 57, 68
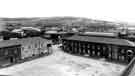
62, 35, 135, 64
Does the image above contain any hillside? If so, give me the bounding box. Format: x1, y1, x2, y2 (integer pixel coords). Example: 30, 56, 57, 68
0, 17, 125, 32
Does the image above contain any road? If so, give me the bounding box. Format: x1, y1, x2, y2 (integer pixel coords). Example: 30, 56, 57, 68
0, 45, 126, 76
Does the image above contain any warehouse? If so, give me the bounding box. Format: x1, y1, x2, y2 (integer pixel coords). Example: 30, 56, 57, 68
44, 31, 74, 44
62, 35, 135, 64
18, 37, 52, 59
0, 37, 52, 66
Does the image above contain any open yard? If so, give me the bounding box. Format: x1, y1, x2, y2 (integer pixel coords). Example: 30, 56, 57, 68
0, 45, 126, 76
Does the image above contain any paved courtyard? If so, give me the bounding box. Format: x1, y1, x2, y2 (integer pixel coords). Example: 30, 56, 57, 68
0, 45, 126, 76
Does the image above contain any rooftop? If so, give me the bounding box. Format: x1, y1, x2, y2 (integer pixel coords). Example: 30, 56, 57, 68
0, 37, 49, 48
63, 35, 135, 47
79, 32, 117, 38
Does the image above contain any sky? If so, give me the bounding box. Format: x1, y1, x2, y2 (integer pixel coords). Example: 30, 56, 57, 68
0, 0, 135, 24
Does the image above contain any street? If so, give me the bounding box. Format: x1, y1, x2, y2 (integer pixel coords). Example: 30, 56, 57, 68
0, 45, 126, 76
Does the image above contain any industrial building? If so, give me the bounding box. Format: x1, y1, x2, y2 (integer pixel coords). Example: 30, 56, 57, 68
0, 37, 52, 66
0, 40, 21, 65
44, 31, 74, 44
18, 37, 52, 59
62, 35, 135, 64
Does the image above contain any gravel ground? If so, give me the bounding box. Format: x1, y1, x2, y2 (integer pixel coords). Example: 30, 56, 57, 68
0, 45, 126, 76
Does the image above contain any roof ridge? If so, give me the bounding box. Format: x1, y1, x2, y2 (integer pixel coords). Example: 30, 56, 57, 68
125, 40, 135, 46
0, 37, 46, 48
64, 35, 135, 47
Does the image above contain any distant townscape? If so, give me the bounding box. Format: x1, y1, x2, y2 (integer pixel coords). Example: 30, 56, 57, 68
0, 17, 135, 76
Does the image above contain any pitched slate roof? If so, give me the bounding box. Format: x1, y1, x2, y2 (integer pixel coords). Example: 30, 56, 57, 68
128, 35, 135, 38
45, 31, 69, 35
0, 37, 49, 48
0, 39, 20, 48
63, 35, 135, 47
82, 32, 117, 37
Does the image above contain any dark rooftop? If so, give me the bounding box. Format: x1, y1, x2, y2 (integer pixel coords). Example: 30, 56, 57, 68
45, 31, 74, 35
127, 35, 135, 38
63, 35, 135, 47
0, 37, 49, 48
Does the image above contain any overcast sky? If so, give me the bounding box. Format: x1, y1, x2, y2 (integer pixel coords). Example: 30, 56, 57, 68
0, 0, 135, 24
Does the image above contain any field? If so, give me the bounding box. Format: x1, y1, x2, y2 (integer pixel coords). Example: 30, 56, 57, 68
0, 45, 126, 76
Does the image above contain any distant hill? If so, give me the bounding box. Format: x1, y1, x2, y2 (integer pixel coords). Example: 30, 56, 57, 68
0, 17, 125, 32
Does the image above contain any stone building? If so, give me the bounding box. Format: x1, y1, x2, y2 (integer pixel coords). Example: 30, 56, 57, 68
17, 37, 52, 59
0, 37, 52, 66
0, 40, 21, 65
62, 35, 135, 63
44, 31, 74, 44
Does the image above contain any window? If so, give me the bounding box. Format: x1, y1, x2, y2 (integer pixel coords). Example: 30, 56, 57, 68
28, 46, 31, 49
35, 43, 38, 48
120, 49, 125, 55
103, 46, 106, 50
0, 48, 2, 56
4, 48, 8, 56
41, 43, 44, 47
22, 47, 24, 51
88, 44, 90, 49
47, 44, 52, 47
14, 49, 18, 54
97, 45, 100, 50
92, 45, 95, 49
